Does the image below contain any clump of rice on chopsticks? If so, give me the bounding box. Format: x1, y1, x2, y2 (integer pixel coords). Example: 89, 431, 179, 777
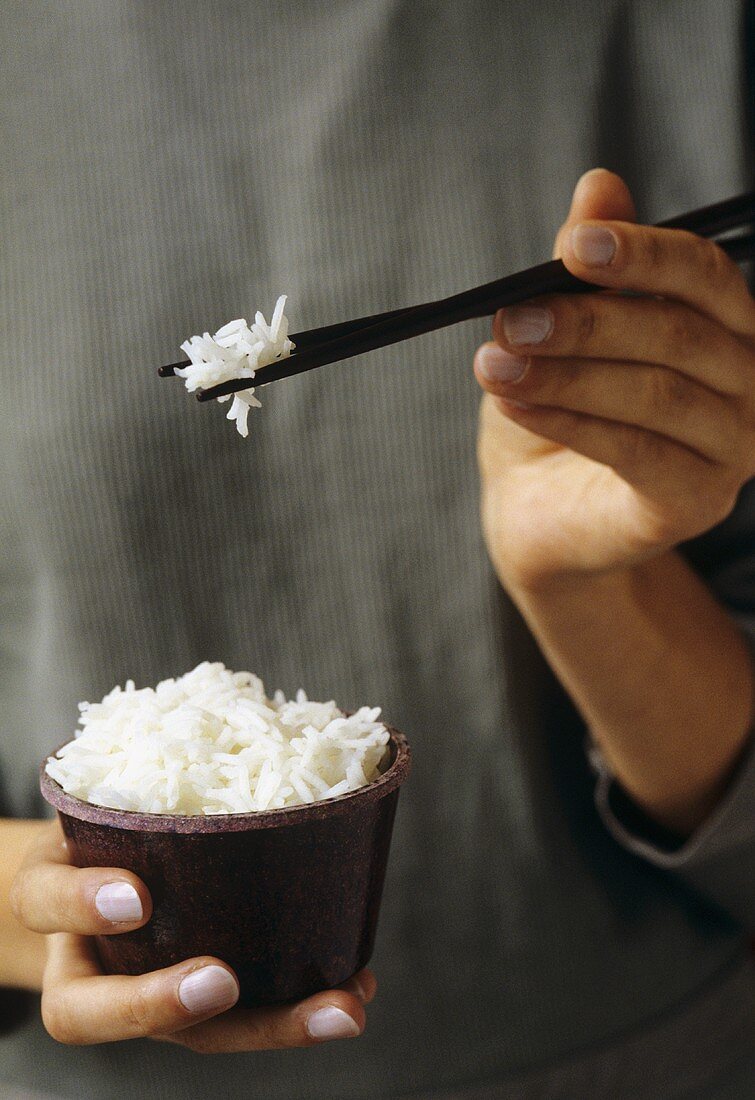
176, 295, 294, 437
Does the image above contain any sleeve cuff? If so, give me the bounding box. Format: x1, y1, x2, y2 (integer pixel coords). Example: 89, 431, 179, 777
590, 736, 755, 929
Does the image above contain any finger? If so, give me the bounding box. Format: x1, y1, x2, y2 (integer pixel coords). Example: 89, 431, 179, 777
490, 396, 708, 495
338, 967, 377, 1005
559, 218, 755, 336
42, 934, 240, 1045
491, 294, 751, 399
475, 344, 739, 464
164, 986, 367, 1054
553, 168, 637, 259
12, 825, 151, 935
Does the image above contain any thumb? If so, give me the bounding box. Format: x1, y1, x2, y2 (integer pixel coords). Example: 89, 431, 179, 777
553, 168, 636, 258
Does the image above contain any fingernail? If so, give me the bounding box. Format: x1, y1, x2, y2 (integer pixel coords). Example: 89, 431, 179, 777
306, 1006, 361, 1041
501, 305, 553, 346
178, 965, 239, 1015
477, 346, 528, 383
95, 882, 143, 923
571, 225, 617, 266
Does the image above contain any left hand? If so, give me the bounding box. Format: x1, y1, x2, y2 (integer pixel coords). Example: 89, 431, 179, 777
474, 169, 755, 590
12, 822, 374, 1051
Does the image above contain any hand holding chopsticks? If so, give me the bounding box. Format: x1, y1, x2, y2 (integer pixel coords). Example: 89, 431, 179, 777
159, 190, 755, 402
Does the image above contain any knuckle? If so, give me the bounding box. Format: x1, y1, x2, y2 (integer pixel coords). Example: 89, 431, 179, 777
120, 983, 157, 1037
661, 303, 698, 358
654, 367, 691, 413
642, 229, 664, 272
534, 358, 579, 404
575, 302, 596, 345
643, 230, 663, 270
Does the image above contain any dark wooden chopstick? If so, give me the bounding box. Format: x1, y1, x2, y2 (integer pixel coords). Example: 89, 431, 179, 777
288, 307, 411, 351
198, 260, 592, 400
159, 189, 755, 397
658, 190, 755, 236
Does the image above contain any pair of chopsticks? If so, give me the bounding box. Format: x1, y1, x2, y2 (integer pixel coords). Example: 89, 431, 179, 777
159, 190, 755, 402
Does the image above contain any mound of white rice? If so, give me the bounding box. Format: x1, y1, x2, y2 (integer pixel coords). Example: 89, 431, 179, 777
45, 662, 390, 815
176, 296, 294, 437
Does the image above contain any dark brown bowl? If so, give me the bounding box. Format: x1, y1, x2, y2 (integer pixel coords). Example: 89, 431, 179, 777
40, 727, 410, 1007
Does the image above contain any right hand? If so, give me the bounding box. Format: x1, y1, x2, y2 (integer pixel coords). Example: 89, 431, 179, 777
11, 821, 374, 1051
474, 168, 755, 590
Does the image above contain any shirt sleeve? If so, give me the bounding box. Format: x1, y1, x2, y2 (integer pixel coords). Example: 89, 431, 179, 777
590, 477, 755, 932
591, 737, 755, 931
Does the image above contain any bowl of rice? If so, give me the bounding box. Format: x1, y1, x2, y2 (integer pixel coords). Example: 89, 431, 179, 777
40, 662, 410, 1007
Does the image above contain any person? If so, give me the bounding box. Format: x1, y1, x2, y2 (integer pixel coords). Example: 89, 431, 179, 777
1, 2, 754, 1097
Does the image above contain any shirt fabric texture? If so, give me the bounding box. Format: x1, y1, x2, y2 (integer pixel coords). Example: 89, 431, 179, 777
1, 2, 754, 1097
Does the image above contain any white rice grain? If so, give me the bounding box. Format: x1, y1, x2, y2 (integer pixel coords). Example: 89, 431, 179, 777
45, 662, 389, 815
176, 296, 294, 437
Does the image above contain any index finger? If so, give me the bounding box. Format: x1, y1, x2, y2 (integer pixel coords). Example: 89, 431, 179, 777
11, 821, 152, 935
560, 219, 755, 337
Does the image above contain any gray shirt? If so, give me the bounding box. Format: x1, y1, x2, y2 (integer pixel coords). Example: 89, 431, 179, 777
1, 2, 754, 1097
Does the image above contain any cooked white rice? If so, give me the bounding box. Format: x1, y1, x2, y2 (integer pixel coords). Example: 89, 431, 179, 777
45, 662, 390, 815
176, 296, 294, 437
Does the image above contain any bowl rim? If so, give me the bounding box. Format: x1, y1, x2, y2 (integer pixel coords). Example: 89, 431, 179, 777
39, 726, 411, 833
